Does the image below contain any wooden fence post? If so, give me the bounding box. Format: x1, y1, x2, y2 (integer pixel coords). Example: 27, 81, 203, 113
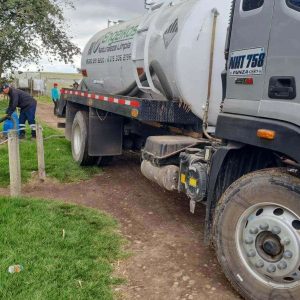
36, 123, 46, 181
8, 131, 21, 196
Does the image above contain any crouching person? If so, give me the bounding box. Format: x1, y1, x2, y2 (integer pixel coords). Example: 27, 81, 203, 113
0, 83, 37, 139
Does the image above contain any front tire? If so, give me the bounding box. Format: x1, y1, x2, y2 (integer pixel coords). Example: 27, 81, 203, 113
214, 169, 300, 300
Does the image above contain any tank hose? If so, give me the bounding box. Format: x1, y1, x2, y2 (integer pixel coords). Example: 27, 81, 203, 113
150, 60, 174, 100
114, 72, 148, 96
114, 61, 173, 100
127, 80, 149, 97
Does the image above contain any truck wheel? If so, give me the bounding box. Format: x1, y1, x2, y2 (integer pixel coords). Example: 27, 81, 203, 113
214, 169, 300, 300
71, 110, 95, 165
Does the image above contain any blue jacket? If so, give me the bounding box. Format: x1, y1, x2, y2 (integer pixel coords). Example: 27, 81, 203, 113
51, 87, 60, 101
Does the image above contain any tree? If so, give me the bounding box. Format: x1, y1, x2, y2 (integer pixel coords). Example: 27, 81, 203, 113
0, 0, 81, 77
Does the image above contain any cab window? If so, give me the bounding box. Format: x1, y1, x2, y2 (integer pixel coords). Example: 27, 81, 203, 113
243, 0, 264, 11
287, 0, 300, 11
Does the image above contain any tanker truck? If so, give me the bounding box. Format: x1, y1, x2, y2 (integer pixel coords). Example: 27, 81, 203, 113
57, 0, 300, 298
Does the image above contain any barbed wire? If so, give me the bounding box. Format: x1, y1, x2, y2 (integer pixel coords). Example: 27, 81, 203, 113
0, 128, 22, 135
44, 135, 65, 141
0, 125, 65, 143
0, 139, 8, 145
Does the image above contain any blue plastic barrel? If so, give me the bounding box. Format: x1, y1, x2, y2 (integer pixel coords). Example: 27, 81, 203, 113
3, 112, 19, 136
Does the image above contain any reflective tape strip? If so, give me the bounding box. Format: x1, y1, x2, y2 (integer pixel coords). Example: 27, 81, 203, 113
19, 124, 26, 128
61, 89, 140, 108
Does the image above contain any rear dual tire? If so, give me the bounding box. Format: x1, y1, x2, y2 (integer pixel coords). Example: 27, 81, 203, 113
71, 111, 95, 166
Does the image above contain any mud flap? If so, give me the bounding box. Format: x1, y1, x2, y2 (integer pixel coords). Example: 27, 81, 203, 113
88, 107, 123, 156
57, 98, 66, 118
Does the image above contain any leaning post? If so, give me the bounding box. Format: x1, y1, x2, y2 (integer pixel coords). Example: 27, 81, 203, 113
36, 123, 46, 181
8, 130, 21, 196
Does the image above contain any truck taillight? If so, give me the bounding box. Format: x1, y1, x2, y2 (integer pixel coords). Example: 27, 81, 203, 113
82, 69, 88, 77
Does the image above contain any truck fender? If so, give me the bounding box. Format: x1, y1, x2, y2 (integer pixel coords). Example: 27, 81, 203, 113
204, 142, 244, 243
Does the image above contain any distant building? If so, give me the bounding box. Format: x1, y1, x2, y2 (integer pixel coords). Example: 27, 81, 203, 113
14, 71, 82, 96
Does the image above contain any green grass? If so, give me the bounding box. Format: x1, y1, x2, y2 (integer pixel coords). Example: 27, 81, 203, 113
36, 95, 53, 104
0, 99, 100, 187
0, 197, 124, 300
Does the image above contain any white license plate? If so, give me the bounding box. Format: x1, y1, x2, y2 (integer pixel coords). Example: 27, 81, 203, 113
229, 47, 266, 76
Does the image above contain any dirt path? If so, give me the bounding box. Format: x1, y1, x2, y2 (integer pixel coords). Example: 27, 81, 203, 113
36, 102, 64, 130
1, 102, 240, 300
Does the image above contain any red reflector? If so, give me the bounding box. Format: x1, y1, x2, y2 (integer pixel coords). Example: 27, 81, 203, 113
245, 78, 254, 85
81, 69, 88, 77
235, 78, 254, 85
131, 101, 140, 108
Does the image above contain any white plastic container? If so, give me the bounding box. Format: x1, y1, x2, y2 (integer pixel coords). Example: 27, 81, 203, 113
81, 0, 231, 125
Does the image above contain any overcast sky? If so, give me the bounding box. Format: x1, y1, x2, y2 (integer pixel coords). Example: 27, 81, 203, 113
28, 0, 147, 73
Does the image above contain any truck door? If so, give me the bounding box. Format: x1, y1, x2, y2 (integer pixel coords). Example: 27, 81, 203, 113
259, 0, 300, 126
225, 0, 275, 116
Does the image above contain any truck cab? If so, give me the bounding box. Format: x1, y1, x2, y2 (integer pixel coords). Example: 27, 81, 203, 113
217, 0, 300, 162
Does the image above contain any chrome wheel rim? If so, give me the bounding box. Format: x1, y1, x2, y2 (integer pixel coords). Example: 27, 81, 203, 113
236, 203, 300, 288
